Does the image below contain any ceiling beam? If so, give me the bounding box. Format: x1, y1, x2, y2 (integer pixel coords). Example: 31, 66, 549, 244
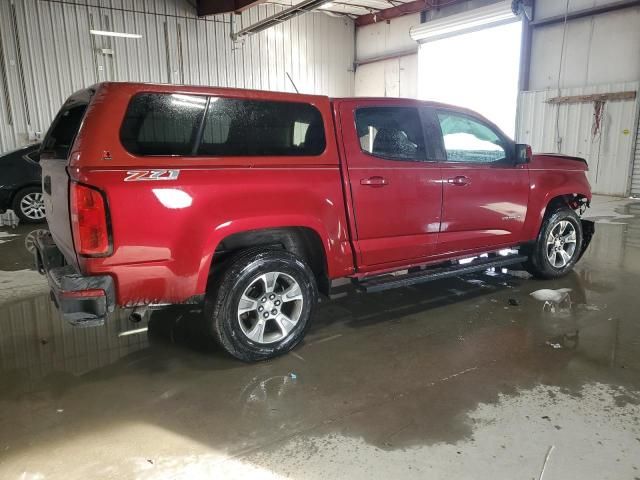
355, 0, 466, 27
197, 0, 265, 16
232, 0, 333, 39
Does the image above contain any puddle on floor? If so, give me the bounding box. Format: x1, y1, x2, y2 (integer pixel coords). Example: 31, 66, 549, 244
0, 199, 639, 479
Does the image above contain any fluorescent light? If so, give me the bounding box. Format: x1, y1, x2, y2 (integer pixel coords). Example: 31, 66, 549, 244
90, 29, 142, 39
171, 94, 207, 104
410, 1, 516, 43
152, 189, 193, 209
459, 257, 477, 265
171, 99, 206, 110
118, 327, 148, 337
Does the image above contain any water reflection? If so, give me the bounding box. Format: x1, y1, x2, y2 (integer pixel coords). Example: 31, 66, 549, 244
583, 201, 640, 272
0, 209, 638, 471
0, 296, 149, 394
0, 202, 638, 400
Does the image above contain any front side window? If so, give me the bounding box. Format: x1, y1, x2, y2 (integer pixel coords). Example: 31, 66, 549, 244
121, 93, 207, 156
355, 107, 426, 162
197, 98, 325, 156
437, 112, 507, 164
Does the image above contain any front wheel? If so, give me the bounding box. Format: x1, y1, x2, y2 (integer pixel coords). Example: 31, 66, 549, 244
204, 248, 318, 362
524, 208, 584, 279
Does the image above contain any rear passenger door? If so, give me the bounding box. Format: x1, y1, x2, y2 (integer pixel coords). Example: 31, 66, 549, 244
338, 101, 442, 270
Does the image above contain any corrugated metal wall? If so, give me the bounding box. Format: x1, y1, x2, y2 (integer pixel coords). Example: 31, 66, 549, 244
516, 81, 640, 197
0, 0, 355, 152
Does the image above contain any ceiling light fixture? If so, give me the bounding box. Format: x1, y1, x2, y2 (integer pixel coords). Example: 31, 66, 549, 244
90, 29, 142, 39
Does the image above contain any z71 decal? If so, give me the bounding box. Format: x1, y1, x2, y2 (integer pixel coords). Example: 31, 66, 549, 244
124, 170, 180, 182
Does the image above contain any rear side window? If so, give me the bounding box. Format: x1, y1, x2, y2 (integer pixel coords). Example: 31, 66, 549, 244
41, 104, 88, 159
197, 98, 325, 156
120, 93, 207, 156
120, 93, 326, 157
355, 107, 426, 162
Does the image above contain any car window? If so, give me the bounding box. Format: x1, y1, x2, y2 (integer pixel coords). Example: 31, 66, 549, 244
23, 146, 41, 163
120, 93, 207, 156
437, 112, 507, 164
41, 104, 88, 159
197, 98, 325, 157
355, 107, 426, 162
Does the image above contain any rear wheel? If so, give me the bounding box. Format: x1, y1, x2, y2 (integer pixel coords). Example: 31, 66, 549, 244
524, 208, 583, 279
13, 186, 46, 224
204, 248, 317, 362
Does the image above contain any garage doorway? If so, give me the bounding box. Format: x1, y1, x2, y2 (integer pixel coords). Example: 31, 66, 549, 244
412, 1, 521, 137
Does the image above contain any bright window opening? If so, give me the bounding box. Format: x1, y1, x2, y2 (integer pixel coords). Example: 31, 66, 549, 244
418, 21, 522, 138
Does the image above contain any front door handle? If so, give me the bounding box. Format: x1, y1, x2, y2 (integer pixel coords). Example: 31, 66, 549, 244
360, 176, 389, 187
447, 175, 470, 186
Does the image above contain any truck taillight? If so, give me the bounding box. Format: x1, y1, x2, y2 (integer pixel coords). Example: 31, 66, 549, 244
70, 183, 111, 256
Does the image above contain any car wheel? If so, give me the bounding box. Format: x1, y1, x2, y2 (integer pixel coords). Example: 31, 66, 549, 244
24, 229, 49, 253
524, 208, 583, 279
204, 248, 317, 362
12, 187, 46, 224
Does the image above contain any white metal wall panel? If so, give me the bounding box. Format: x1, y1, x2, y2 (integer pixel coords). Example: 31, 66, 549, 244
0, 0, 355, 152
528, 6, 640, 91
354, 54, 417, 98
516, 81, 640, 196
632, 115, 640, 197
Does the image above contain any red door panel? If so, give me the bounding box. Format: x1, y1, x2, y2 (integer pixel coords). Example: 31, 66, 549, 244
338, 100, 442, 270
437, 163, 529, 255
433, 109, 530, 255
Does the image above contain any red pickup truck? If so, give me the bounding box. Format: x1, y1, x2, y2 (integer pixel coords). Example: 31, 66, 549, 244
34, 82, 594, 361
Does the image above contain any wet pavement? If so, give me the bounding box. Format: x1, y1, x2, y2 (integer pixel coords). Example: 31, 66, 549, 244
0, 196, 639, 479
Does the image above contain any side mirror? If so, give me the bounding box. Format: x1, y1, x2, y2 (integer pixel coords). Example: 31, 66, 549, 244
515, 143, 532, 164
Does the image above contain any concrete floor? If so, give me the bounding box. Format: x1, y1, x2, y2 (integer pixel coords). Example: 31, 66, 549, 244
0, 195, 639, 479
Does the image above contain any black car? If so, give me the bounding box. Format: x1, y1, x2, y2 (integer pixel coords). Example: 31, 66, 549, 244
0, 143, 44, 223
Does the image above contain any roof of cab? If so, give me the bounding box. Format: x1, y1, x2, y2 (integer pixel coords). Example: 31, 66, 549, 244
92, 81, 329, 101
90, 82, 463, 110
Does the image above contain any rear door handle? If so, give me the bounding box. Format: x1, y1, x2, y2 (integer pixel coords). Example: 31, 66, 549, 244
447, 175, 470, 186
360, 176, 389, 187
43, 176, 51, 194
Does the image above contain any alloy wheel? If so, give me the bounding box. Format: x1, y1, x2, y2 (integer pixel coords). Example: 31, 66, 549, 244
546, 220, 577, 268
237, 271, 304, 344
19, 192, 45, 221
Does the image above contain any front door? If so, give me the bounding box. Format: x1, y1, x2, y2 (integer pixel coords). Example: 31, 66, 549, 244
338, 100, 442, 271
433, 109, 530, 255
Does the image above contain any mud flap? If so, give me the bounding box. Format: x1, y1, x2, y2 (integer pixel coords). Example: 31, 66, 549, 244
578, 220, 595, 261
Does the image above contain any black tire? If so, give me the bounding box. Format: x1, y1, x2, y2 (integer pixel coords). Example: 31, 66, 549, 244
524, 207, 583, 279
12, 186, 46, 224
204, 248, 318, 362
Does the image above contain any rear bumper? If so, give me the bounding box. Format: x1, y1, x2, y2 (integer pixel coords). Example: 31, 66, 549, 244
34, 232, 115, 326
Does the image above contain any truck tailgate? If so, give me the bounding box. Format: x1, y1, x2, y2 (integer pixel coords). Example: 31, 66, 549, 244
39, 89, 92, 270
41, 159, 77, 269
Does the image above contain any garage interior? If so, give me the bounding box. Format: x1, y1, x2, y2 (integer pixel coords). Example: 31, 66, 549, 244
1, 0, 640, 478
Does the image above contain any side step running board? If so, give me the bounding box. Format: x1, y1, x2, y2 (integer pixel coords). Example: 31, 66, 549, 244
354, 254, 529, 293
